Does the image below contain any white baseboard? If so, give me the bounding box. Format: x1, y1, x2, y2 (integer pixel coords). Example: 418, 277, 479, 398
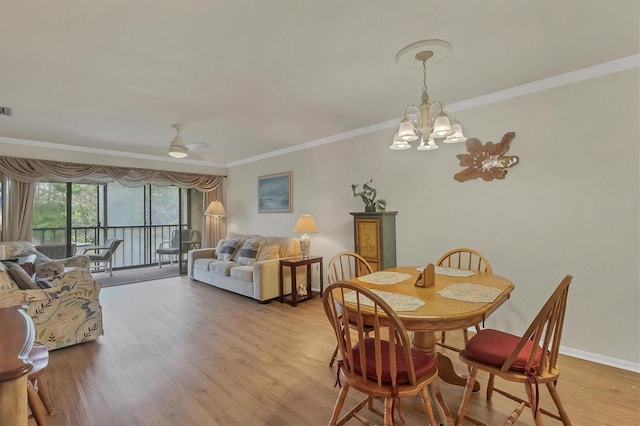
559, 345, 640, 373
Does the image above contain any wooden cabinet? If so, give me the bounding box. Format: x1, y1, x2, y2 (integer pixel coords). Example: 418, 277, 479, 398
350, 212, 397, 272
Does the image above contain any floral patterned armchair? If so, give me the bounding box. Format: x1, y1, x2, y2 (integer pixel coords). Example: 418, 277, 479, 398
0, 244, 103, 350
0, 240, 90, 278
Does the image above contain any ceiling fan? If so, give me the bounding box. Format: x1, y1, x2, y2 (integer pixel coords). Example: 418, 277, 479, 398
167, 123, 210, 159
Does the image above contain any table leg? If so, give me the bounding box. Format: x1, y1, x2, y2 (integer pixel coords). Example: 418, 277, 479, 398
306, 264, 312, 298
437, 353, 480, 392
412, 331, 454, 426
319, 258, 324, 296
278, 264, 284, 303
290, 266, 298, 307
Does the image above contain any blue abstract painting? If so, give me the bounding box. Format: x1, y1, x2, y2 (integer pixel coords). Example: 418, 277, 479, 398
258, 172, 291, 213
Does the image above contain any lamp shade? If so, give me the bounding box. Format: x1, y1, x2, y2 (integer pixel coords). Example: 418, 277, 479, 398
205, 200, 226, 217
389, 132, 412, 150
397, 117, 419, 141
293, 215, 318, 233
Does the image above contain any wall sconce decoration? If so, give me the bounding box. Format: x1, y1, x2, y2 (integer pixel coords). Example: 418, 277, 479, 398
454, 132, 519, 182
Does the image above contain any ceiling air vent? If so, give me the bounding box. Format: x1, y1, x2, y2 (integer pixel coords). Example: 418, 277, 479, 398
0, 106, 13, 116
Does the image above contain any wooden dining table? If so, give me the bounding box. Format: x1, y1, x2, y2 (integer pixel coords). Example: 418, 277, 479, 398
348, 266, 514, 425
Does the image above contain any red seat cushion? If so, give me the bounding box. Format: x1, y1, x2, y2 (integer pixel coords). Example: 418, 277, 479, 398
352, 338, 435, 384
461, 329, 542, 372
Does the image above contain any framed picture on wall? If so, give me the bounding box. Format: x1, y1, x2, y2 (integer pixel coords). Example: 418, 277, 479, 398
258, 172, 292, 213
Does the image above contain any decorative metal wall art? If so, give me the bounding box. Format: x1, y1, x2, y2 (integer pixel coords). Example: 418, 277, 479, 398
454, 132, 519, 182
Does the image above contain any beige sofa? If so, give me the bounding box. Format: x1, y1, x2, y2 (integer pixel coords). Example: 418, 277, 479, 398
188, 233, 301, 302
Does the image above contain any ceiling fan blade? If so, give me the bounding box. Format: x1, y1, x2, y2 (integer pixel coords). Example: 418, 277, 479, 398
187, 151, 205, 161
186, 142, 211, 151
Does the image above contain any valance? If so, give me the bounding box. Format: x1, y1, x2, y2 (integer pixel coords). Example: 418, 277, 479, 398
0, 156, 223, 192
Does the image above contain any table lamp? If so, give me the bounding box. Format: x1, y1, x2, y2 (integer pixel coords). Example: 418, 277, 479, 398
293, 214, 318, 259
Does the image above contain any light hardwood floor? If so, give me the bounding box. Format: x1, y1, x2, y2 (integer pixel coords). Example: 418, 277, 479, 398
40, 276, 639, 426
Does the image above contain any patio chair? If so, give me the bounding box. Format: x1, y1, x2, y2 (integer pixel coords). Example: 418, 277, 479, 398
81, 238, 123, 276
156, 229, 201, 268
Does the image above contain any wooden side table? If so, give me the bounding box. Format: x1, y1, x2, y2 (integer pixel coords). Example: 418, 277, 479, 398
279, 256, 324, 307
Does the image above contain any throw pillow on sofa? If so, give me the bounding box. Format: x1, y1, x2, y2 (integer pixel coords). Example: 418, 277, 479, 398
237, 238, 263, 266
217, 239, 241, 261
214, 239, 226, 258
4, 261, 39, 290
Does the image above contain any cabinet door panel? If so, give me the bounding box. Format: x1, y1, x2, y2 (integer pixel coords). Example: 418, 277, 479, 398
356, 219, 380, 264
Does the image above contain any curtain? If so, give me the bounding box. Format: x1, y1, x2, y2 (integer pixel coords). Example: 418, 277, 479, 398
0, 156, 224, 191
0, 155, 225, 242
5, 179, 35, 241
202, 184, 226, 248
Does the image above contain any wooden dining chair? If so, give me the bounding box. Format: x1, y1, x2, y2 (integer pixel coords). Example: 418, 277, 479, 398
455, 275, 573, 426
27, 344, 55, 426
436, 248, 493, 352
327, 252, 374, 367
323, 281, 439, 426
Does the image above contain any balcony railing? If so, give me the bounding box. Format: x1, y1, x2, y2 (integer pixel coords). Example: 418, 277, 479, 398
32, 225, 192, 269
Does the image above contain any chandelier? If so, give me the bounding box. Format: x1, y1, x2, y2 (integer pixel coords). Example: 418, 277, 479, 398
390, 39, 466, 151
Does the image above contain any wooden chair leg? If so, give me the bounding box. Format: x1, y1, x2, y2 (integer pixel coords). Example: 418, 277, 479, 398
524, 381, 544, 426
34, 377, 54, 415
455, 366, 478, 426
486, 373, 495, 400
383, 397, 393, 426
419, 387, 438, 426
329, 383, 350, 426
546, 381, 571, 425
27, 381, 47, 426
329, 345, 339, 367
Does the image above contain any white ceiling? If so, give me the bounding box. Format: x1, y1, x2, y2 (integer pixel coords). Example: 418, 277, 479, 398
0, 0, 638, 168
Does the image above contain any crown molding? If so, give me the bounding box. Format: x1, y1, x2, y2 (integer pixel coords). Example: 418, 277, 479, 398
228, 54, 638, 168
1, 55, 637, 170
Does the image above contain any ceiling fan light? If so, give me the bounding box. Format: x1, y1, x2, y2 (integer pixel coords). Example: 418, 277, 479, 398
169, 144, 188, 158
443, 122, 467, 143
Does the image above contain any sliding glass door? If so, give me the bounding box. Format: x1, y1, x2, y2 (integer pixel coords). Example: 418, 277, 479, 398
32, 182, 202, 273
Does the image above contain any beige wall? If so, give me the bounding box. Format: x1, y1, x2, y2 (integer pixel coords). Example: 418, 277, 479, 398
226, 69, 640, 370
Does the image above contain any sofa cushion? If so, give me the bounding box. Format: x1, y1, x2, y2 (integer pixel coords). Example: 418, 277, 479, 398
194, 258, 216, 271
5, 261, 39, 290
230, 265, 254, 282
257, 244, 279, 261
217, 239, 242, 261
210, 260, 238, 276
237, 239, 263, 266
